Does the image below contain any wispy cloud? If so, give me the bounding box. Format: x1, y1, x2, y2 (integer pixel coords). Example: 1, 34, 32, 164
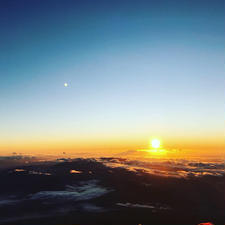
117, 202, 171, 211
29, 180, 111, 201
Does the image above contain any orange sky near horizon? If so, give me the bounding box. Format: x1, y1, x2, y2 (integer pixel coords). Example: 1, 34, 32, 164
0, 134, 224, 158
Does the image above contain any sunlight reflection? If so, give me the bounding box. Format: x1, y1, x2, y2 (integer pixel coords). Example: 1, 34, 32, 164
137, 148, 167, 156
147, 149, 167, 155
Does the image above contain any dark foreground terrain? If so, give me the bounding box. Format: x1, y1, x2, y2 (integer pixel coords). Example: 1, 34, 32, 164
0, 156, 224, 225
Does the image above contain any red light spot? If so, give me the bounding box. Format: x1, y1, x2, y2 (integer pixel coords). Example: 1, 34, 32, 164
198, 222, 214, 225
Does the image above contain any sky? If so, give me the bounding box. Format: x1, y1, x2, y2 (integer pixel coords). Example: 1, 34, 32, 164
0, 0, 224, 156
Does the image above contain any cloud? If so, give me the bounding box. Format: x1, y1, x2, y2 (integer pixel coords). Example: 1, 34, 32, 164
99, 157, 225, 178
80, 203, 104, 212
0, 198, 21, 206
117, 202, 155, 209
28, 170, 51, 175
29, 180, 111, 201
70, 169, 82, 174
14, 169, 26, 172
116, 202, 171, 211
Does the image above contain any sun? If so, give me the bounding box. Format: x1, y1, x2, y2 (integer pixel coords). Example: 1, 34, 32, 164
151, 139, 161, 149
137, 138, 166, 156
64, 82, 68, 87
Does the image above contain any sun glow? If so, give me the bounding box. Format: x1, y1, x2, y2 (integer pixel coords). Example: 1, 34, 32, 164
137, 138, 166, 156
151, 139, 161, 149
145, 138, 166, 156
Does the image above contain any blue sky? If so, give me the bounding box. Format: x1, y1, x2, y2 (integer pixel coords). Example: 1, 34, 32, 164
0, 0, 224, 154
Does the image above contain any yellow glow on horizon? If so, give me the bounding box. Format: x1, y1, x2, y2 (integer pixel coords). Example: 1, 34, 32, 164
136, 138, 167, 156
147, 148, 167, 155
0, 134, 224, 158
137, 148, 167, 156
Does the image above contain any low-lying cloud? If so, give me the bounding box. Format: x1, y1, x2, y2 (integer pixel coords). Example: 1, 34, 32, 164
99, 157, 225, 178
29, 180, 110, 201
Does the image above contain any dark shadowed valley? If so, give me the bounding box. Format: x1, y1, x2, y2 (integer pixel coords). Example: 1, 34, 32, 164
0, 156, 224, 225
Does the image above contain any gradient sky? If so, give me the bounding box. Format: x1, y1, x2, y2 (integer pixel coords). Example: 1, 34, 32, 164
0, 0, 224, 155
